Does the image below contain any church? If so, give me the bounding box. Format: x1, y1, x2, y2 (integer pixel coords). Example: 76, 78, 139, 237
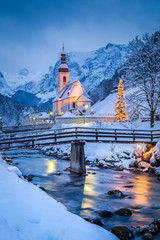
52, 49, 91, 116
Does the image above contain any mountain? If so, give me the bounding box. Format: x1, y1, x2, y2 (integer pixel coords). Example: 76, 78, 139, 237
37, 43, 128, 102
12, 90, 41, 106
3, 68, 44, 94
0, 94, 26, 126
0, 72, 12, 96
4, 43, 128, 104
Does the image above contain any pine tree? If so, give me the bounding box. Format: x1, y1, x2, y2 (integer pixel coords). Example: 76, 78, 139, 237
115, 79, 128, 121
122, 32, 160, 128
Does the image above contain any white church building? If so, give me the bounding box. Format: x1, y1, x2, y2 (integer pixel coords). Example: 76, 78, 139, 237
52, 49, 91, 116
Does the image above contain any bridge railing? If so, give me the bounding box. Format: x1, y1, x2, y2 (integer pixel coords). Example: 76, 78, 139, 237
2, 123, 54, 133
152, 129, 160, 140
0, 127, 159, 150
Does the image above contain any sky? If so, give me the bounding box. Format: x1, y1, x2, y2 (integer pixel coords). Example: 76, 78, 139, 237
0, 0, 160, 73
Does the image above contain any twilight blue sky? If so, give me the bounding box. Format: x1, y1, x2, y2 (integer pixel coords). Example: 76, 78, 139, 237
0, 0, 160, 73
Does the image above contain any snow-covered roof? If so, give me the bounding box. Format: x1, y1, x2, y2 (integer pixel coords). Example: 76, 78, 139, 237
53, 80, 91, 102
62, 111, 75, 117
76, 92, 91, 102
59, 64, 68, 69
31, 112, 49, 119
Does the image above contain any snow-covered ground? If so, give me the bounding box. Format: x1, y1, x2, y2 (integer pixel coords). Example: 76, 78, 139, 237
40, 142, 137, 169
0, 153, 118, 240
55, 120, 160, 130
91, 88, 137, 115
91, 87, 160, 122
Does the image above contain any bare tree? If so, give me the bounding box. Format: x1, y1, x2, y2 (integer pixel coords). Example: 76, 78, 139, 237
123, 31, 160, 128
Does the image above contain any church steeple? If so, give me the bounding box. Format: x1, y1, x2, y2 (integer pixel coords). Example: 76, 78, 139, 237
57, 45, 70, 93
58, 45, 69, 73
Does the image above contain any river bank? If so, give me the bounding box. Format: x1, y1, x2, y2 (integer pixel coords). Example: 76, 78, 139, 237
0, 151, 118, 240
3, 148, 160, 239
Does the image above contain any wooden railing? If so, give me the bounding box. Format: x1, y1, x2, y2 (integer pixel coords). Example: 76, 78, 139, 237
0, 127, 159, 150
2, 123, 54, 133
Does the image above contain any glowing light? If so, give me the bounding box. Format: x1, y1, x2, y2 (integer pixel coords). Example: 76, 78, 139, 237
49, 111, 53, 116
80, 173, 98, 213
46, 160, 56, 173
132, 174, 151, 207
136, 143, 146, 150
33, 117, 36, 120
83, 104, 88, 109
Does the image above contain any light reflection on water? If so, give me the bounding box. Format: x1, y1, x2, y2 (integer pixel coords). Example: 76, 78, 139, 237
131, 174, 151, 207
5, 149, 160, 232
46, 159, 56, 174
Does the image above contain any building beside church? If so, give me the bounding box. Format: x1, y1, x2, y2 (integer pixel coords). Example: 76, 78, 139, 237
52, 49, 91, 116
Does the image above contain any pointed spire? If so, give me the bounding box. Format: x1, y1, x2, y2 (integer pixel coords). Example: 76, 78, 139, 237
58, 45, 69, 72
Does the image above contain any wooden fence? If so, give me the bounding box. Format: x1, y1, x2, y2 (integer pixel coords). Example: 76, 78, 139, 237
0, 127, 159, 150
2, 123, 54, 133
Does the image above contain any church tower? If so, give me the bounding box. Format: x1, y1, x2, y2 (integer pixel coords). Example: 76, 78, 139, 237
57, 46, 70, 93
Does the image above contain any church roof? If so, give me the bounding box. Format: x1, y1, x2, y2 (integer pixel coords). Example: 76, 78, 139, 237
53, 80, 91, 102
76, 92, 91, 102
58, 51, 69, 72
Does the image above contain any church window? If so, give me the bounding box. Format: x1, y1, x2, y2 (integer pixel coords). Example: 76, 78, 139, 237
63, 76, 66, 83
73, 102, 75, 108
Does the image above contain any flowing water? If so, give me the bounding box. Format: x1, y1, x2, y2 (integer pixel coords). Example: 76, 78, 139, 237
5, 148, 160, 238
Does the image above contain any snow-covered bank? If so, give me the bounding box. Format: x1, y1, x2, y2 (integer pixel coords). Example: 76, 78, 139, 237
39, 142, 136, 169
130, 140, 160, 173
0, 154, 118, 240
38, 141, 160, 173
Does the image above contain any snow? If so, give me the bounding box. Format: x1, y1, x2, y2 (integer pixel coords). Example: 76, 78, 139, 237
59, 64, 69, 69
55, 120, 160, 130
0, 154, 118, 240
62, 111, 75, 117
31, 112, 50, 119
149, 140, 160, 166
1, 43, 127, 103
92, 88, 139, 115
4, 70, 45, 90
92, 93, 117, 115
40, 142, 136, 169
85, 143, 136, 168
36, 90, 57, 103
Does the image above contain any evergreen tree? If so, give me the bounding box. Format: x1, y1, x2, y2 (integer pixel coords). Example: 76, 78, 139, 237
122, 32, 160, 128
115, 79, 128, 121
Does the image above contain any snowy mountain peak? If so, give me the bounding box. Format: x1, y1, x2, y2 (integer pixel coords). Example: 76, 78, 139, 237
19, 68, 29, 76
105, 43, 126, 50
0, 71, 11, 96
3, 43, 128, 103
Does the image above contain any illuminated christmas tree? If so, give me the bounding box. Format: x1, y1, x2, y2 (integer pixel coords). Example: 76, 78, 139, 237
115, 79, 128, 121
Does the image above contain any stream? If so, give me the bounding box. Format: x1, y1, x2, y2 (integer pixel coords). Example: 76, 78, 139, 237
5, 148, 160, 238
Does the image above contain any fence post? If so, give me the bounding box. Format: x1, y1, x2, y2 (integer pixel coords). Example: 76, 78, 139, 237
75, 127, 78, 139
96, 129, 98, 141
32, 139, 34, 147
115, 129, 117, 142
54, 130, 57, 142
133, 130, 135, 142
151, 130, 153, 142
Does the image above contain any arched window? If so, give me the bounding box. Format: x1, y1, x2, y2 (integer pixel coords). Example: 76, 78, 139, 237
63, 76, 66, 83
73, 102, 75, 108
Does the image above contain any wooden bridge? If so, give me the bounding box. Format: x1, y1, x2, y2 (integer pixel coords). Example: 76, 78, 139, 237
0, 127, 159, 174
0, 127, 159, 149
